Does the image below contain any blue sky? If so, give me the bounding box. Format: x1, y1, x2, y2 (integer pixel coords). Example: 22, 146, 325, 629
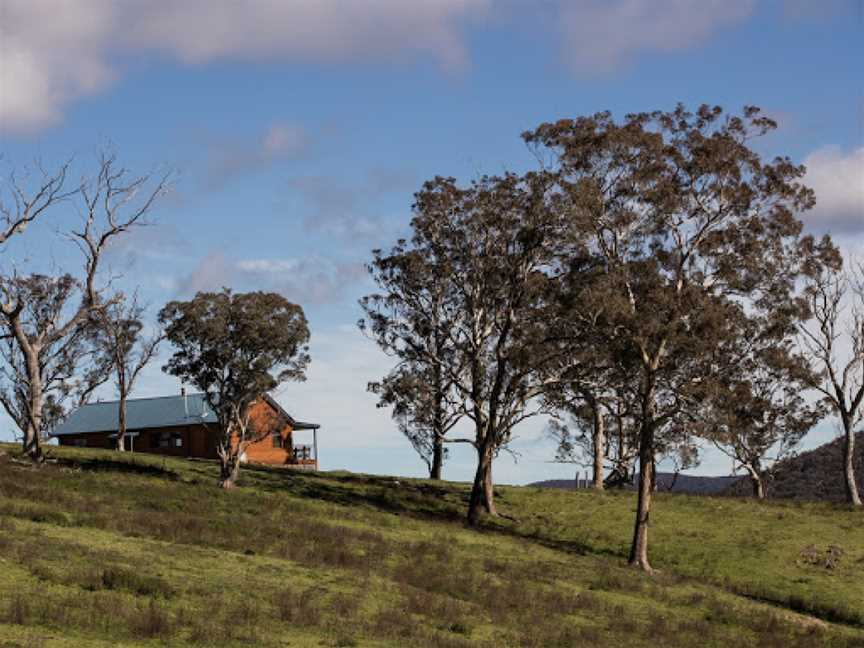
1, 0, 862, 484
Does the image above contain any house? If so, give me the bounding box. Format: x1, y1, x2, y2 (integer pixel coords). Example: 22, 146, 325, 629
50, 390, 321, 469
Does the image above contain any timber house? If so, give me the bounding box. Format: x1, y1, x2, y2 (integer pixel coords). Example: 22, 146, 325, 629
51, 391, 321, 469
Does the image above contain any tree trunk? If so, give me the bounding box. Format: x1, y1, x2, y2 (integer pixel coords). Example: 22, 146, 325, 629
483, 456, 496, 515
23, 350, 44, 464
629, 376, 656, 573
841, 417, 862, 506
744, 464, 765, 500
218, 452, 241, 489
116, 393, 128, 452
23, 421, 42, 463
430, 433, 444, 480
592, 400, 605, 490
467, 441, 495, 526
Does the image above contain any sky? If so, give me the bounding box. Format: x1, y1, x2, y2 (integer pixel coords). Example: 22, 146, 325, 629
1, 0, 862, 485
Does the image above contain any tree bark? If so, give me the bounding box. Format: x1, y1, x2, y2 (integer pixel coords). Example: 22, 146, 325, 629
483, 455, 496, 515
116, 392, 128, 452
218, 452, 241, 489
744, 464, 765, 500
591, 399, 605, 490
467, 440, 496, 526
629, 426, 654, 572
841, 416, 862, 506
22, 342, 44, 463
430, 434, 444, 480
629, 376, 656, 573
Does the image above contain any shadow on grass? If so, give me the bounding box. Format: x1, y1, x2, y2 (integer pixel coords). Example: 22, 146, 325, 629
52, 454, 181, 480
239, 463, 617, 559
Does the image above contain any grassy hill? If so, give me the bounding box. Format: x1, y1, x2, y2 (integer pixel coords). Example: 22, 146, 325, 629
0, 443, 862, 647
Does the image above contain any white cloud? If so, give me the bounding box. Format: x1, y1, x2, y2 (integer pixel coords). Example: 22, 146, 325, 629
205, 122, 309, 185
802, 146, 864, 234
176, 252, 368, 304
0, 0, 115, 133
126, 0, 487, 68
287, 170, 416, 240
0, 0, 489, 134
556, 0, 755, 75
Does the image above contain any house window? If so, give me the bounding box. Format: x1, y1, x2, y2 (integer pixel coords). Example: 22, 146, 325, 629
152, 431, 176, 449
271, 432, 283, 449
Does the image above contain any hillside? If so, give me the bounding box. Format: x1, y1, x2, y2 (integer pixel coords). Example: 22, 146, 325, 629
0, 444, 862, 647
725, 432, 864, 501
530, 472, 741, 495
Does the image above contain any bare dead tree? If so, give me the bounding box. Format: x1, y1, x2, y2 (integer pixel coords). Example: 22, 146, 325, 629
0, 153, 171, 461
0, 159, 75, 247
91, 291, 164, 451
800, 256, 864, 506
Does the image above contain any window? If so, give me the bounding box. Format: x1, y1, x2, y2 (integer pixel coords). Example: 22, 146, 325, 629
271, 432, 283, 449
152, 431, 177, 449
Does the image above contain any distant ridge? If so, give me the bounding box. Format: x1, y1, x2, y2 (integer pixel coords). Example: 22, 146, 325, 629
529, 432, 864, 502
724, 432, 864, 502
528, 472, 740, 495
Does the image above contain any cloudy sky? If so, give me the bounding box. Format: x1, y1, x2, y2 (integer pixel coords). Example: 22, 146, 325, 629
1, 0, 862, 484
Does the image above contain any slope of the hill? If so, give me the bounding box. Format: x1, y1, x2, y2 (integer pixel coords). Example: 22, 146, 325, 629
725, 432, 864, 501
530, 472, 741, 495
0, 443, 862, 647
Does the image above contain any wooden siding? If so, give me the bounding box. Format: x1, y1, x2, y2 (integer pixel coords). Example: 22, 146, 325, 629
56, 398, 310, 467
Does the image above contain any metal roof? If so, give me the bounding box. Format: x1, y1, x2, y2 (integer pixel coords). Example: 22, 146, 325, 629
50, 393, 319, 436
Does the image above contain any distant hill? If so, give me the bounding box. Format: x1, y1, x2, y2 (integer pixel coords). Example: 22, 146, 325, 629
724, 432, 864, 502
529, 472, 741, 495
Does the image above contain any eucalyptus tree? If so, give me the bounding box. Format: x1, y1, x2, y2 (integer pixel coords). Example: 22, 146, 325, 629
0, 153, 170, 461
159, 289, 310, 488
368, 363, 461, 479
92, 292, 164, 451
360, 240, 462, 480
705, 313, 824, 499
409, 172, 564, 525
799, 256, 864, 506
0, 274, 111, 444
524, 104, 834, 571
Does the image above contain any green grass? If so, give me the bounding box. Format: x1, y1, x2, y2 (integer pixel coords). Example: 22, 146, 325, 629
0, 443, 862, 647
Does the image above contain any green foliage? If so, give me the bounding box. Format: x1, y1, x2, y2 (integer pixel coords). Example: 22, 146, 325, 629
158, 289, 310, 484
159, 288, 310, 405
0, 443, 862, 647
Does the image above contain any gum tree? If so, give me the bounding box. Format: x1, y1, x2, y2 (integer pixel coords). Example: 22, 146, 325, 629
705, 315, 824, 499
159, 289, 310, 488
524, 104, 833, 570
800, 257, 864, 506
0, 153, 170, 461
360, 242, 462, 480
409, 173, 562, 525
92, 292, 164, 451
0, 274, 111, 444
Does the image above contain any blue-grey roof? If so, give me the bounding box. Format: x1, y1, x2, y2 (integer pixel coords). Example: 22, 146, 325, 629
51, 392, 319, 436
51, 393, 219, 436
